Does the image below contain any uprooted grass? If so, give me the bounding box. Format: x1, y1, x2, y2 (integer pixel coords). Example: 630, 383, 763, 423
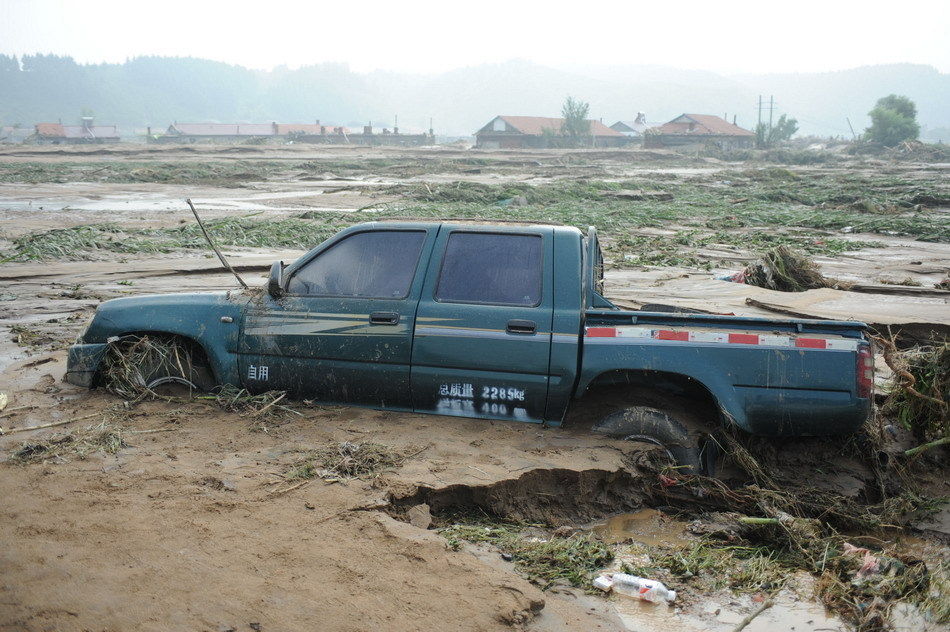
880, 336, 949, 444
384, 170, 950, 243
286, 441, 408, 481
12, 421, 125, 463
1, 216, 342, 262
604, 230, 879, 269
0, 160, 289, 186
623, 538, 788, 594
741, 245, 847, 292
440, 514, 614, 589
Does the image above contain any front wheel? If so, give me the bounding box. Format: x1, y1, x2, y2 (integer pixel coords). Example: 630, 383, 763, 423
593, 406, 706, 474
101, 335, 216, 398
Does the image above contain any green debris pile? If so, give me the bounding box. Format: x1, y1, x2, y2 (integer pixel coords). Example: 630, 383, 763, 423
2, 217, 339, 262
441, 516, 613, 589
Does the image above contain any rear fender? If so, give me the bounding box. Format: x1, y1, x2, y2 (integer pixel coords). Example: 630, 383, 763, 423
577, 368, 749, 432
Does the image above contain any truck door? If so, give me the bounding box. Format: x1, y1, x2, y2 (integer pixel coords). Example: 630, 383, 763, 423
410, 227, 555, 423
239, 227, 434, 410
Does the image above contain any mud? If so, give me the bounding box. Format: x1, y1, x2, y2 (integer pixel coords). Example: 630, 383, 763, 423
1, 144, 948, 631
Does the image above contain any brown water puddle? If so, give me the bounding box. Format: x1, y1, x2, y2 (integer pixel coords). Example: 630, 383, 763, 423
610, 585, 841, 632
588, 508, 690, 547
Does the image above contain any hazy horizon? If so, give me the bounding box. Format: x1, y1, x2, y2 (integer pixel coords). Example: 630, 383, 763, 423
2, 0, 949, 139
3, 0, 949, 75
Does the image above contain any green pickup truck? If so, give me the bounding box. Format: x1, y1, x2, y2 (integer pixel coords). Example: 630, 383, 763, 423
66, 221, 874, 471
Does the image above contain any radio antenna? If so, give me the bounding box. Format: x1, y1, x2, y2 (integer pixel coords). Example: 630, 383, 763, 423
186, 198, 249, 290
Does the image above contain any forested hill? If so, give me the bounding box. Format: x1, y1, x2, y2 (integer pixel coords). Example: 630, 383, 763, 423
1, 54, 948, 139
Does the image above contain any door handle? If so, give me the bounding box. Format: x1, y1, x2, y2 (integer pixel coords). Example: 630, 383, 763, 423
506, 319, 536, 334
369, 311, 400, 325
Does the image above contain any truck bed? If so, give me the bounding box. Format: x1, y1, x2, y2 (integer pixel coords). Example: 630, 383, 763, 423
577, 309, 871, 436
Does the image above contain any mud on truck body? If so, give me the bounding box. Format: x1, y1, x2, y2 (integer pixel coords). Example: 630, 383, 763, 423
66, 221, 874, 472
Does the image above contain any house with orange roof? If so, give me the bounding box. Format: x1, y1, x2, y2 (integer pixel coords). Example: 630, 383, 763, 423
644, 114, 754, 150
475, 115, 628, 149
34, 118, 120, 144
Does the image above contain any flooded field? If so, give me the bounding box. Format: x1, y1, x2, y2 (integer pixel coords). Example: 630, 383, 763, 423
0, 144, 947, 631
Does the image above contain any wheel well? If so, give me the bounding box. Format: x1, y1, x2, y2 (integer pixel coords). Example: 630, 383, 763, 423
565, 369, 724, 434
93, 332, 216, 386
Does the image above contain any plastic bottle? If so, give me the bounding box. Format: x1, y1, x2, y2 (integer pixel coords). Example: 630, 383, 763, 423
606, 573, 677, 603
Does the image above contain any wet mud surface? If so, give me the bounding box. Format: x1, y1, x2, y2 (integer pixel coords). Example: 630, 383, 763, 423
1, 145, 947, 631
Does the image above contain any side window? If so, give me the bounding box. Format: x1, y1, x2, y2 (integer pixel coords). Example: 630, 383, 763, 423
287, 230, 426, 298
435, 232, 542, 306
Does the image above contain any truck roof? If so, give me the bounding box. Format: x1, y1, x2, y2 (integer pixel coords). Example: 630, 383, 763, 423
354, 219, 583, 234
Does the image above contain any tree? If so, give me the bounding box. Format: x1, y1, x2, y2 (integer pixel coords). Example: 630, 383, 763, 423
0, 55, 19, 73
560, 96, 591, 147
866, 94, 919, 146
755, 113, 798, 148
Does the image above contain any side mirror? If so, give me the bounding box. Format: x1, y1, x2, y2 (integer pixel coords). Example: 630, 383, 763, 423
268, 260, 284, 298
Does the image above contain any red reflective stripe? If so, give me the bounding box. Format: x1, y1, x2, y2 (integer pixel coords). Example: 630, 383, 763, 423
586, 327, 617, 337
657, 330, 689, 341
795, 338, 827, 349
728, 333, 760, 345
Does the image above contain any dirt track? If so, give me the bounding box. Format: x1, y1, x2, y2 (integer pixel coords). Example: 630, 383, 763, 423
1, 144, 948, 632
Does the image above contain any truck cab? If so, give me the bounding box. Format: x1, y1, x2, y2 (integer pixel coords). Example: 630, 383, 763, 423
241, 221, 578, 423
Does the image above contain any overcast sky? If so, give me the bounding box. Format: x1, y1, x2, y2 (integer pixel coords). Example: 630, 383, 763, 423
2, 0, 948, 75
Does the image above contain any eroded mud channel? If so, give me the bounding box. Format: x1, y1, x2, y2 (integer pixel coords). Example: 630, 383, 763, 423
380, 452, 945, 632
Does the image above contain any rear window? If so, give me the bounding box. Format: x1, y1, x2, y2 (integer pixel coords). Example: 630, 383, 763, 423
287, 230, 426, 298
435, 232, 542, 306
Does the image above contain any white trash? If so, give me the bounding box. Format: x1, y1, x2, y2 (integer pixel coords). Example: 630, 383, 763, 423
593, 573, 676, 603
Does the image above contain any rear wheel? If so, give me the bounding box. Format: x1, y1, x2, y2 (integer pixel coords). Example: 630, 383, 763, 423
593, 406, 706, 474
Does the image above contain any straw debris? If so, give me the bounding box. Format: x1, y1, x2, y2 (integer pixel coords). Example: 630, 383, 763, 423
207, 385, 295, 417
100, 335, 202, 400
741, 245, 845, 292
286, 441, 408, 481
12, 421, 125, 464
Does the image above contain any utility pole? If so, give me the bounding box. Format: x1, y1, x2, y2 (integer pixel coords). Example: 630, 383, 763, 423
756, 95, 763, 148
768, 95, 775, 136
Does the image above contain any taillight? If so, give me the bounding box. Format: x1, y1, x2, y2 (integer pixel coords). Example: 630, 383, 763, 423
856, 343, 874, 399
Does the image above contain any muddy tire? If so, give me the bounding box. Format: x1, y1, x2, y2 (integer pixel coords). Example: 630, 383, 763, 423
593, 406, 703, 474
139, 352, 215, 396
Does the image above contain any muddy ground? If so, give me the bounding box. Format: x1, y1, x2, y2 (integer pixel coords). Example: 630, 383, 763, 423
0, 144, 947, 632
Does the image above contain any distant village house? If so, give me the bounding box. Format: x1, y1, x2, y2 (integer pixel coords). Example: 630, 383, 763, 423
644, 114, 753, 150
156, 122, 349, 142
33, 118, 120, 144
475, 115, 627, 149
609, 112, 658, 140
152, 121, 432, 146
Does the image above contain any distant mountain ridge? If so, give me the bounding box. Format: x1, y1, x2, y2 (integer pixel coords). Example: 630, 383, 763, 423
0, 55, 946, 139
